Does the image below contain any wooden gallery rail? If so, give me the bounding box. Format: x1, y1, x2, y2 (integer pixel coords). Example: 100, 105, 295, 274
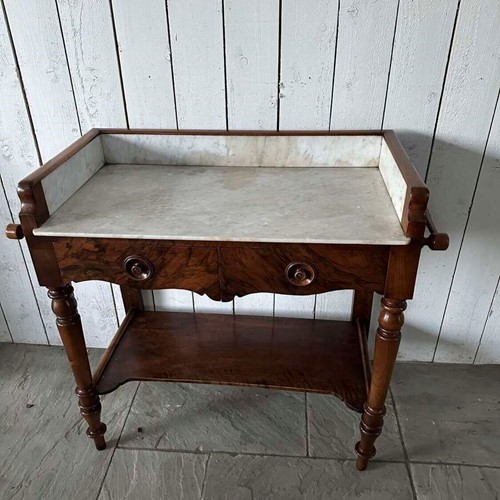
5, 129, 448, 471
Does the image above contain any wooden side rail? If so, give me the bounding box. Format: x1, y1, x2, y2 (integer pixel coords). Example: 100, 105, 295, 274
424, 209, 449, 251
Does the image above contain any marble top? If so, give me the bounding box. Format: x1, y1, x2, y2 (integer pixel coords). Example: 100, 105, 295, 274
34, 164, 410, 245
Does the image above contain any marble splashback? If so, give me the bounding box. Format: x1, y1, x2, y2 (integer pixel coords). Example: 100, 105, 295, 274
41, 135, 105, 215
378, 140, 408, 222
35, 164, 409, 245
101, 134, 382, 167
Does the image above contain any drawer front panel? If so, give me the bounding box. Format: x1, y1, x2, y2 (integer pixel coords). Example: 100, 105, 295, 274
53, 238, 220, 298
219, 245, 388, 299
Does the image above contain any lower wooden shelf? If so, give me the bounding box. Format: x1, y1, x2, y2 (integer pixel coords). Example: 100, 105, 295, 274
94, 310, 370, 412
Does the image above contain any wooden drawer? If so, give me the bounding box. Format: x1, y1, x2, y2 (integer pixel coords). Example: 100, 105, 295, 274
53, 238, 220, 298
219, 244, 389, 299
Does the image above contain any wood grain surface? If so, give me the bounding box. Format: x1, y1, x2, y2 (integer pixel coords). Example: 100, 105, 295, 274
53, 238, 220, 300
95, 310, 370, 413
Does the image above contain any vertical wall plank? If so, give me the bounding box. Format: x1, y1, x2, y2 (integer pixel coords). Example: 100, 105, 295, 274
475, 280, 500, 364
436, 99, 500, 362
168, 0, 226, 129
274, 294, 315, 319
3, 0, 80, 159
383, 0, 458, 177
0, 5, 51, 344
280, 0, 338, 129
315, 291, 353, 321
225, 0, 278, 316
330, 0, 398, 129
57, 0, 127, 131
404, 0, 500, 362
225, 0, 279, 130
313, 290, 355, 322
153, 289, 194, 314
234, 295, 274, 317
154, 290, 194, 313
113, 285, 126, 323
141, 290, 155, 311
69, 281, 118, 347
112, 0, 177, 128
0, 188, 46, 344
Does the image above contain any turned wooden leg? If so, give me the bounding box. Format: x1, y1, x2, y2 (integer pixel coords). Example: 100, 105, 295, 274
48, 285, 107, 450
355, 297, 406, 470
120, 285, 144, 312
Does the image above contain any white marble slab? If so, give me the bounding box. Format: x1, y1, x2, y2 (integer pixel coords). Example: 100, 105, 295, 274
101, 134, 382, 167
41, 135, 105, 215
378, 139, 408, 222
34, 164, 409, 245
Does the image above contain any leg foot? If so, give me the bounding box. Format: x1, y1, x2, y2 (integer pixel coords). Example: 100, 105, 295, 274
355, 442, 375, 471
88, 426, 107, 450
77, 386, 107, 450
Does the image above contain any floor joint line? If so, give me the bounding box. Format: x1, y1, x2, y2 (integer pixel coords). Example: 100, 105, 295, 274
95, 382, 141, 499
390, 387, 418, 500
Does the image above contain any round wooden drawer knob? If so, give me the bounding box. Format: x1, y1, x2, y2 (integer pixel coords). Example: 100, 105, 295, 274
285, 262, 316, 286
123, 255, 154, 281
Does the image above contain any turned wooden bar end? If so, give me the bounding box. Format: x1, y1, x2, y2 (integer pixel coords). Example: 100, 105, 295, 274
424, 210, 449, 251
5, 224, 24, 240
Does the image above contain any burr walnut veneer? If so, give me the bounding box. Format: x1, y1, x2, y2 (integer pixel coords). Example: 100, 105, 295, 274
5, 129, 448, 471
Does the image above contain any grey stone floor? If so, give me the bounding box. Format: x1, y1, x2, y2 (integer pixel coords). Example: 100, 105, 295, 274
1, 344, 500, 500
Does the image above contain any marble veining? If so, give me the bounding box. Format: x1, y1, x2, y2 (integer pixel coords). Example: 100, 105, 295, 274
101, 133, 382, 167
378, 139, 407, 222
34, 164, 409, 245
41, 135, 105, 215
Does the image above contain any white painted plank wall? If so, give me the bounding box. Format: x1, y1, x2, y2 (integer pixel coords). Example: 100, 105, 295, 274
476, 279, 500, 364
279, 0, 338, 130
225, 0, 278, 131
168, 0, 226, 129
438, 96, 500, 363
112, 0, 177, 129
1, 3, 55, 344
4, 0, 124, 345
404, 0, 500, 362
383, 0, 458, 177
3, 0, 80, 159
1, 0, 499, 363
56, 0, 127, 130
330, 0, 398, 129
